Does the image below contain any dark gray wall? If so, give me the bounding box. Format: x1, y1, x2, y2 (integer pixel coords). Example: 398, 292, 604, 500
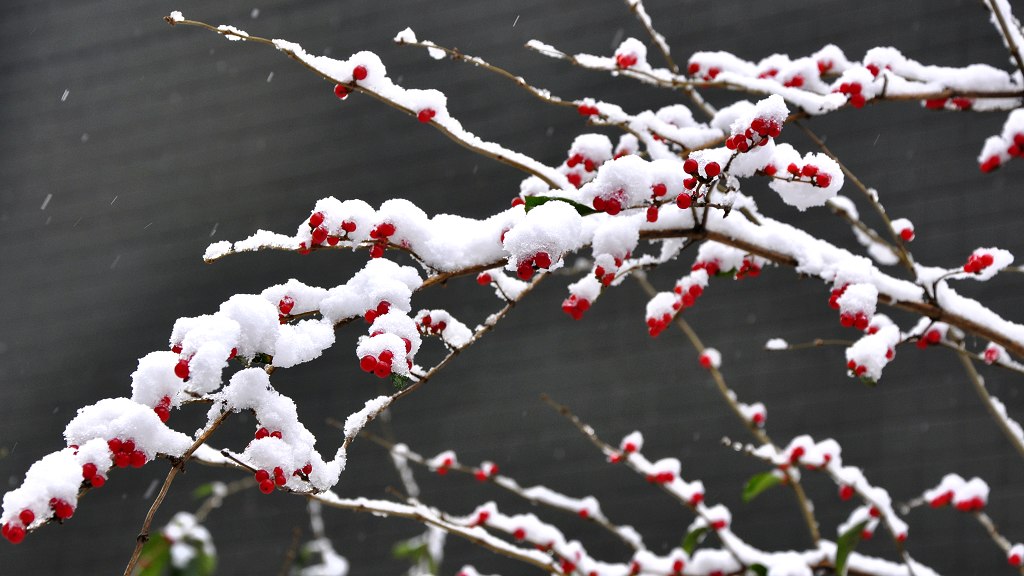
1, 0, 1022, 574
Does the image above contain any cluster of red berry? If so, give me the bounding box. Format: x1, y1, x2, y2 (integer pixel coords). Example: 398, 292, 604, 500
726, 116, 782, 153
368, 222, 396, 259
783, 162, 832, 188
686, 61, 720, 81
963, 251, 995, 273
735, 258, 761, 280
305, 211, 359, 250
835, 81, 867, 108
560, 294, 591, 321
516, 252, 552, 280
592, 189, 628, 215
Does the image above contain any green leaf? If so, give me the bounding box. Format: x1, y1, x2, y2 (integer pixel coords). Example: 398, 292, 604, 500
681, 526, 708, 555
748, 564, 768, 576
192, 483, 216, 500
835, 521, 869, 576
179, 547, 217, 576
392, 540, 428, 562
136, 536, 171, 576
391, 374, 411, 390
523, 195, 597, 216
742, 471, 782, 503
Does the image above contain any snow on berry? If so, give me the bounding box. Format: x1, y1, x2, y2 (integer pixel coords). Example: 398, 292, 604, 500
214, 369, 341, 490
619, 431, 643, 454
960, 247, 1012, 279
415, 309, 472, 347
1, 449, 83, 537
591, 215, 640, 264
983, 342, 1005, 365
688, 51, 757, 81
845, 324, 900, 381
1008, 543, 1024, 567
130, 351, 188, 412
645, 291, 679, 337
923, 474, 989, 512
582, 155, 658, 214
65, 397, 193, 460
891, 218, 915, 242
502, 200, 583, 275
319, 259, 422, 324
738, 402, 767, 427
836, 283, 878, 331
428, 450, 457, 474
613, 37, 647, 70
764, 338, 789, 350
357, 311, 420, 377
767, 145, 843, 210
699, 348, 721, 370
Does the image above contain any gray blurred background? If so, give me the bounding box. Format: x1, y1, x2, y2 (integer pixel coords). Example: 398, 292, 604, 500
1, 0, 1023, 574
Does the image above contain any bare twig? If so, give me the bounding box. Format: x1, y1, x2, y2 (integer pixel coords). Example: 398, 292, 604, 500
955, 347, 1024, 460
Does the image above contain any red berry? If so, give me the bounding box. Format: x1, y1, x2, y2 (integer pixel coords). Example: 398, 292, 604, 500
341, 220, 357, 233
815, 173, 831, 188
303, 463, 313, 475
699, 354, 713, 369
869, 506, 881, 518
122, 439, 136, 453
174, 358, 190, 380
1009, 552, 1022, 567
704, 162, 721, 178
711, 519, 727, 530
474, 469, 488, 482
90, 475, 106, 488
255, 469, 270, 482
279, 296, 295, 315
82, 463, 98, 480
352, 65, 368, 81
789, 446, 805, 464
19, 510, 34, 526
130, 450, 147, 468
651, 183, 667, 197
615, 53, 638, 68
275, 473, 287, 486
687, 62, 700, 75
259, 480, 275, 494
763, 164, 777, 176
899, 228, 914, 241
171, 344, 182, 354
417, 108, 436, 123
308, 212, 325, 228
676, 194, 692, 209
369, 242, 386, 259
839, 485, 855, 501
683, 158, 699, 174
154, 405, 170, 423
513, 528, 526, 541
311, 226, 328, 245
51, 499, 74, 520
374, 361, 392, 378
255, 427, 270, 439
4, 524, 25, 544
646, 205, 659, 222
566, 172, 582, 188
866, 63, 880, 76
980, 155, 1001, 173
360, 355, 377, 372
108, 438, 122, 453
270, 430, 282, 439
333, 84, 350, 99
476, 272, 492, 285
113, 452, 130, 468
517, 260, 534, 281
534, 252, 552, 269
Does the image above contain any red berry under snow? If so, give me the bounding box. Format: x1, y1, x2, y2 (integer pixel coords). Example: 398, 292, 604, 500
333, 84, 350, 99
174, 358, 190, 380
417, 108, 436, 123
352, 65, 368, 81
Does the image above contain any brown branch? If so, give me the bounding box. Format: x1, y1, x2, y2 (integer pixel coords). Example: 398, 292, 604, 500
954, 347, 1024, 460
984, 0, 1024, 80
633, 275, 821, 546
123, 411, 231, 576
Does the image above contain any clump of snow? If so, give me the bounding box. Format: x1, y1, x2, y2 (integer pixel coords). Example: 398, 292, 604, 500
765, 338, 789, 350
502, 201, 583, 271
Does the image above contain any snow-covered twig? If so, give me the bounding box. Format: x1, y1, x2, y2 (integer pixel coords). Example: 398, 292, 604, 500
356, 430, 644, 550
164, 16, 570, 190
